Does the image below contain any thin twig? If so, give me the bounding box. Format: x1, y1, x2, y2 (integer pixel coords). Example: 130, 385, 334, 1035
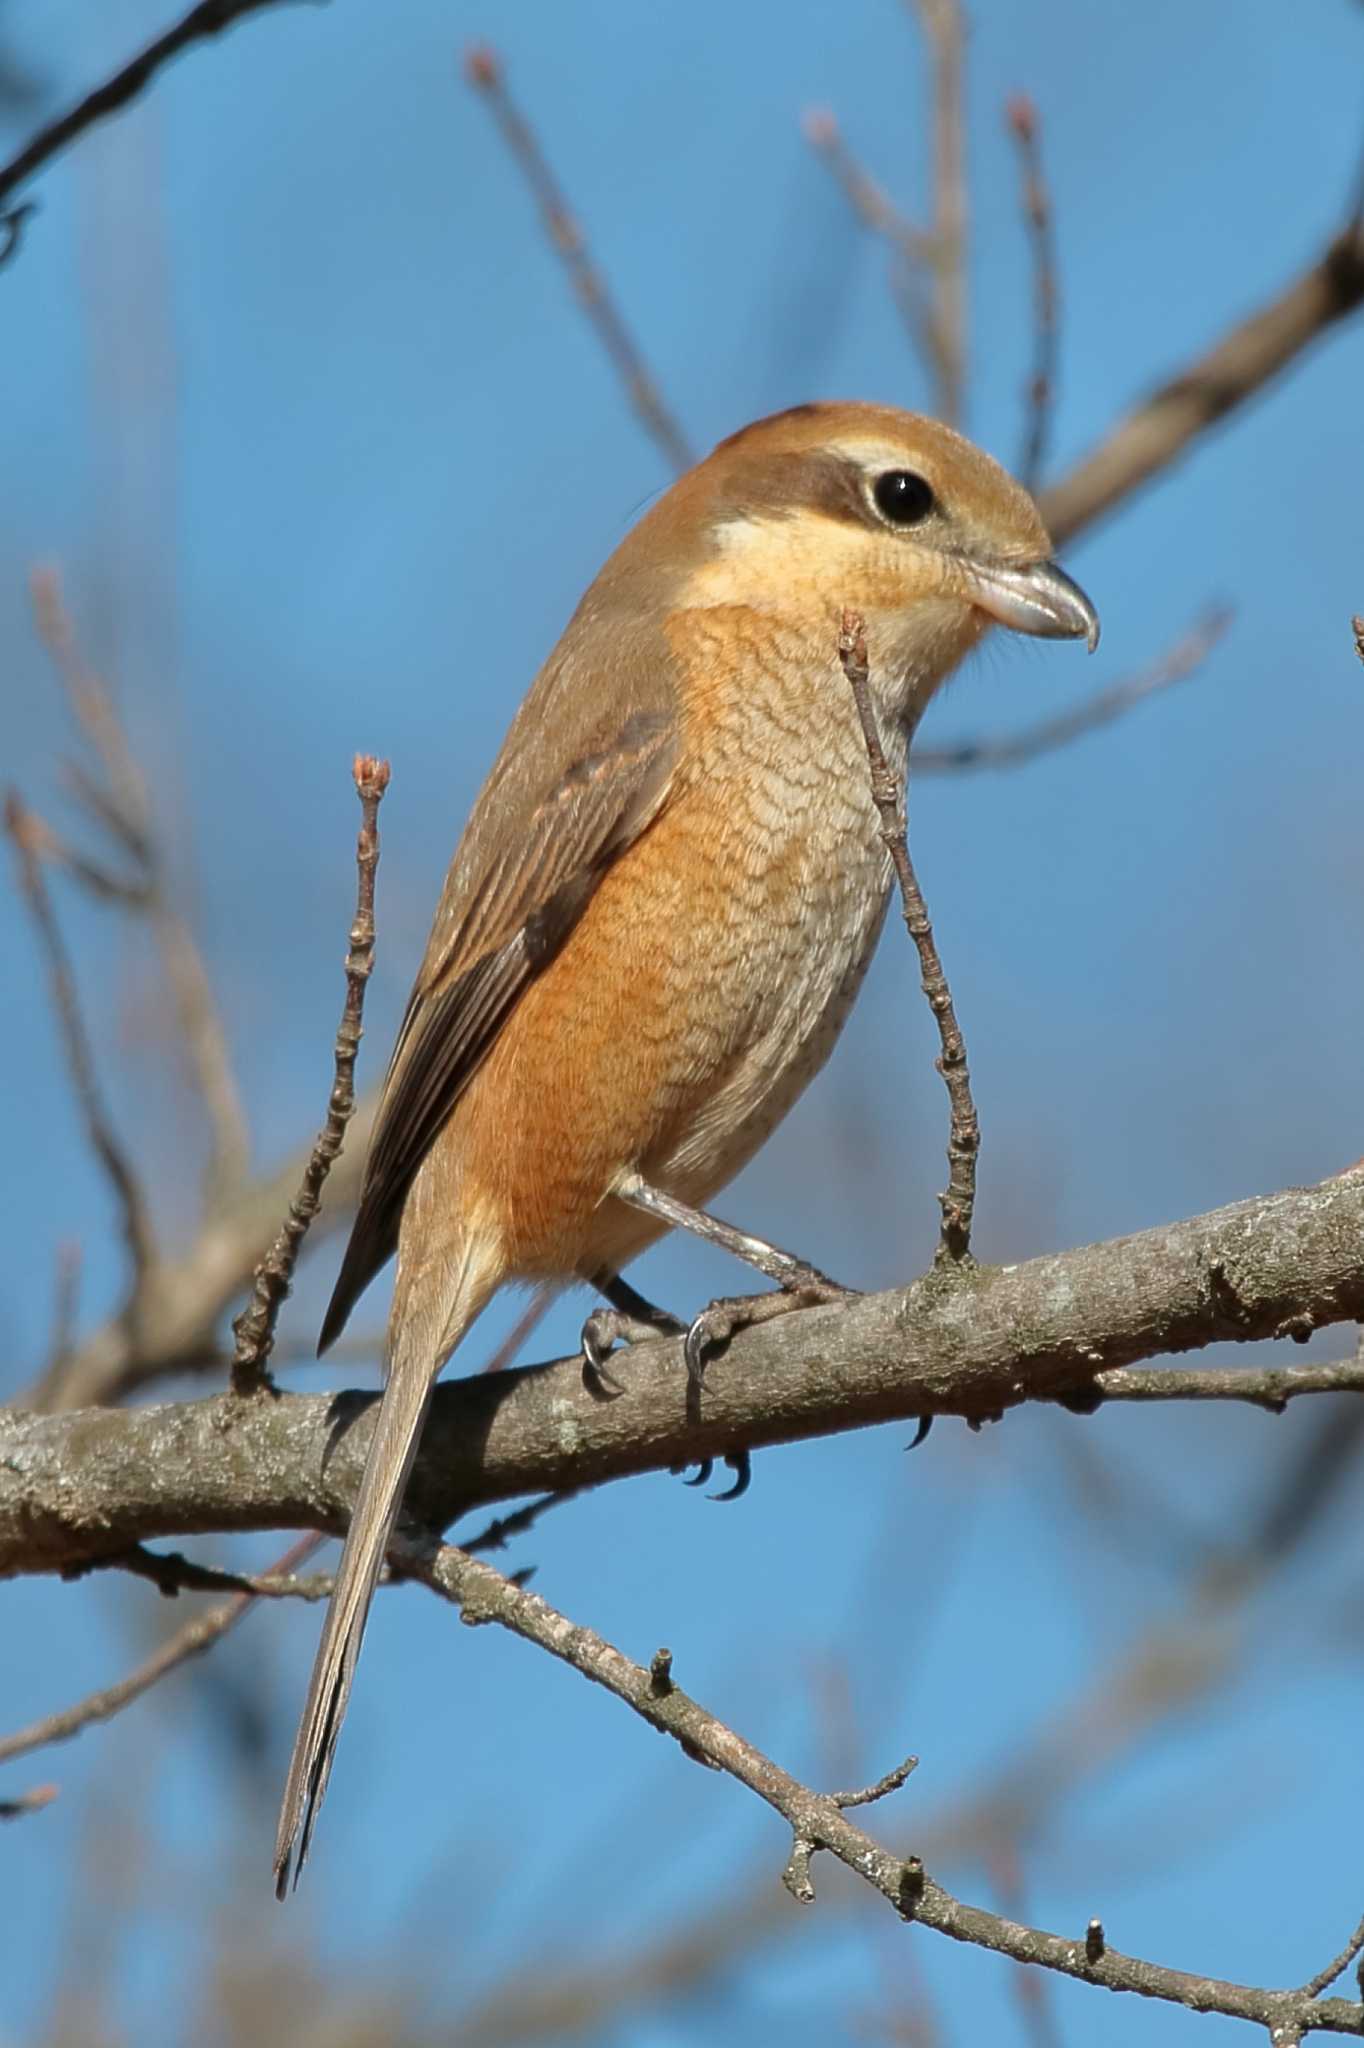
912, 607, 1231, 774
909, 0, 968, 425
0, 0, 299, 228
5, 792, 157, 1286
415, 1541, 1363, 2040
0, 1534, 322, 1768
464, 44, 693, 477
838, 612, 978, 1262
1091, 1356, 1364, 1411
229, 755, 389, 1394
31, 567, 252, 1206
1300, 1910, 1364, 2002
1005, 94, 1058, 493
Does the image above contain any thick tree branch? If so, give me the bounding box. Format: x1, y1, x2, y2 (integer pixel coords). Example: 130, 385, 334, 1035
5, 1171, 1364, 1580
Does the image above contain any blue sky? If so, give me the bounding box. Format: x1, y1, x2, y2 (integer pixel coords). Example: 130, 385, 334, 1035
3, 3, 1364, 2043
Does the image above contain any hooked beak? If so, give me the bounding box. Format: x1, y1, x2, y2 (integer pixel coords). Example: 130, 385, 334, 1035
963, 557, 1100, 652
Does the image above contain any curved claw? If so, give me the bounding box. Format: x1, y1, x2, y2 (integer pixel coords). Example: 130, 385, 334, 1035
906, 1415, 933, 1450
579, 1325, 627, 1397
683, 1318, 714, 1389
682, 1458, 714, 1488
708, 1450, 751, 1501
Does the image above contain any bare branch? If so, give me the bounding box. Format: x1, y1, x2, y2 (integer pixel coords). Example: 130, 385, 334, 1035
8, 1170, 1364, 1580
1300, 1911, 1364, 2003
1005, 93, 1058, 493
0, 0, 302, 241
5, 792, 156, 1288
414, 1541, 1363, 2039
912, 607, 1230, 774
229, 756, 389, 1395
464, 44, 693, 477
1092, 1355, 1364, 1410
1039, 214, 1364, 545
839, 612, 978, 1261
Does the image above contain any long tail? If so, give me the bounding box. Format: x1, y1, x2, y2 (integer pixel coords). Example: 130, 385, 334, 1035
273, 1249, 494, 1896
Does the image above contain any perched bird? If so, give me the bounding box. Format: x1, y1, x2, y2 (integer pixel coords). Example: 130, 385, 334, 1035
274, 400, 1098, 1892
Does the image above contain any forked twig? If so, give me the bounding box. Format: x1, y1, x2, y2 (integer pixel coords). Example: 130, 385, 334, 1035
229, 756, 389, 1394
837, 611, 978, 1260
5, 793, 156, 1287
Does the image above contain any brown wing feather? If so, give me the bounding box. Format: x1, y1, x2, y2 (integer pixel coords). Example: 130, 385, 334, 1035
319, 631, 680, 1352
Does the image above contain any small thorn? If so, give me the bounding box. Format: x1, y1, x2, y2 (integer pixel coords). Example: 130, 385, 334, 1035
906, 1415, 933, 1450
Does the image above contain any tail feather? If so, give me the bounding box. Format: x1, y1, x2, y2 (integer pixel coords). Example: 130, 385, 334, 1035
273, 1351, 433, 1896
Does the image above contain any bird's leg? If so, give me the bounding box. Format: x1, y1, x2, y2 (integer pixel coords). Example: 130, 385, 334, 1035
613, 1172, 858, 1398
580, 1268, 685, 1388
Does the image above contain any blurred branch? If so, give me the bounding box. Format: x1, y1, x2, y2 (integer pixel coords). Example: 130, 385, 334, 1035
0, 1782, 57, 1821
228, 755, 389, 1395
912, 607, 1230, 773
7, 1169, 1364, 1578
4, 791, 156, 1288
1039, 211, 1364, 545
464, 43, 694, 476
410, 1541, 1362, 2038
0, 1534, 323, 1772
0, 0, 301, 263
1005, 93, 1057, 493
841, 610, 978, 1261
1351, 613, 1364, 665
802, 107, 941, 373
907, 0, 967, 426
0, 1492, 573, 1775
31, 566, 252, 1209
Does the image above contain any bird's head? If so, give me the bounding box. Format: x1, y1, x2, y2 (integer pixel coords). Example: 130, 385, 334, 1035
613, 400, 1098, 726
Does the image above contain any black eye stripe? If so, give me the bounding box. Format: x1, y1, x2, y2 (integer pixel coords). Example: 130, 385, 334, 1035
872, 470, 935, 526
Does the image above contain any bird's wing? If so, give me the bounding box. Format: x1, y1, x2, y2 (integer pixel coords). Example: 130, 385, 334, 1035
320, 635, 680, 1351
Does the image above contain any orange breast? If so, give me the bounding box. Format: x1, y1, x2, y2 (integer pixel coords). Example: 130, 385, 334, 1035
446, 604, 896, 1281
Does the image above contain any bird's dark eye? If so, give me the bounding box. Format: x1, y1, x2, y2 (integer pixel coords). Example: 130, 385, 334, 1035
872, 470, 935, 526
